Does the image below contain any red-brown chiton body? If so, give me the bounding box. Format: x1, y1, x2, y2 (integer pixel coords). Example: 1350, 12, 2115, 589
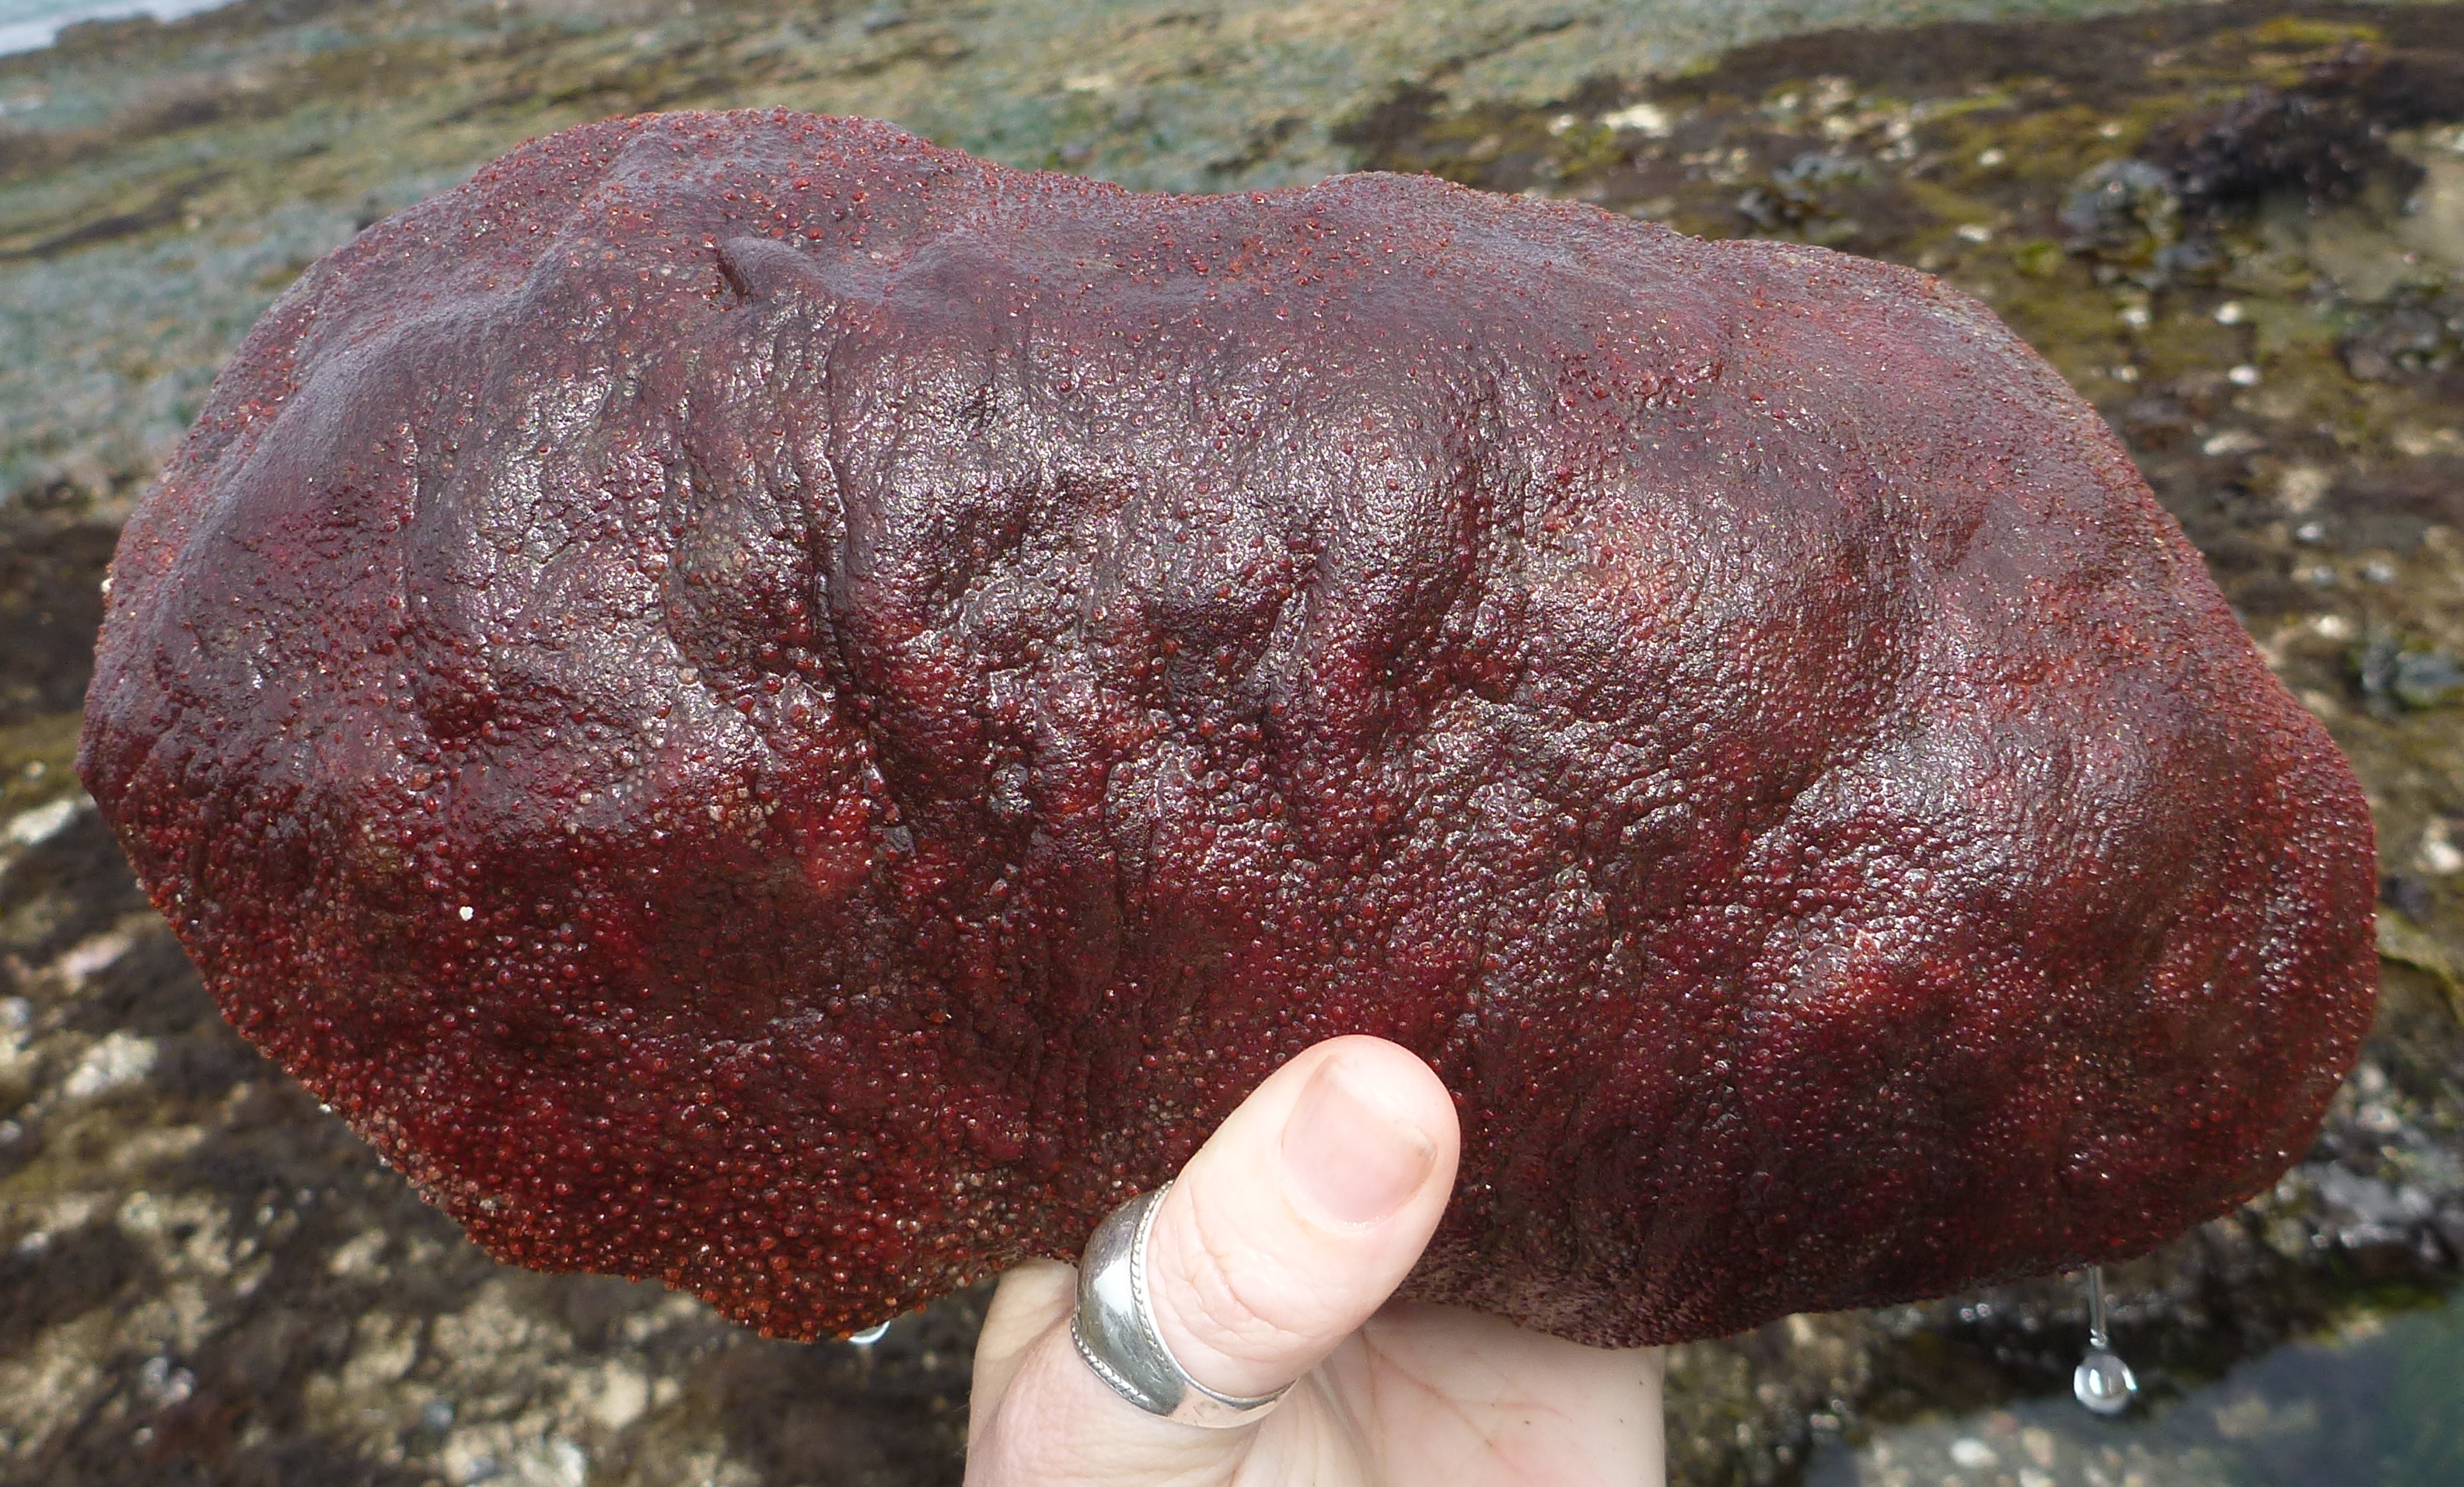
81, 111, 2377, 1346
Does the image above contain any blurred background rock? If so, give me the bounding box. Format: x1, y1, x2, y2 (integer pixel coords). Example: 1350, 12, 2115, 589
2, 2, 2460, 1484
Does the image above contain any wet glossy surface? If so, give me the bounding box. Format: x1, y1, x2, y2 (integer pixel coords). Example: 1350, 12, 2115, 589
80, 111, 2377, 1346
1808, 1284, 2464, 1487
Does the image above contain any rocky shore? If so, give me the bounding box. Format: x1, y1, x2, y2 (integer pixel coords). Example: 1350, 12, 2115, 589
3, 2, 2461, 1484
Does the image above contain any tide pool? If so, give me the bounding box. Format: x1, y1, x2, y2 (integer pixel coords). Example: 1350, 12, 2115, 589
1808, 1287, 2464, 1487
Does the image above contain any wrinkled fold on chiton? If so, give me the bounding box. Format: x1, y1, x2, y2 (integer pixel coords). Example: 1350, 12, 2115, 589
81, 110, 2376, 1346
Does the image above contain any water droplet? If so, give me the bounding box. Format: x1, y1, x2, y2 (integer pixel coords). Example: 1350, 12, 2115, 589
2073, 1265, 2138, 1415
2074, 1348, 2137, 1415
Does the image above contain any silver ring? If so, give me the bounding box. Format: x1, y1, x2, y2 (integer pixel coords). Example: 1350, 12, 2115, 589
1070, 1180, 1291, 1428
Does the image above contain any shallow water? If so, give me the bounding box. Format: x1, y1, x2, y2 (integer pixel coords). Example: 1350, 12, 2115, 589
0, 1, 229, 61
1808, 1286, 2464, 1487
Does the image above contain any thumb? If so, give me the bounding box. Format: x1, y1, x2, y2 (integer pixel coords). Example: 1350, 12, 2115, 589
1144, 1035, 1459, 1396
966, 1036, 1460, 1485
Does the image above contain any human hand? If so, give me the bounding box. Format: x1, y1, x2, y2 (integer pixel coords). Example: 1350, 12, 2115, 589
964, 1035, 1665, 1486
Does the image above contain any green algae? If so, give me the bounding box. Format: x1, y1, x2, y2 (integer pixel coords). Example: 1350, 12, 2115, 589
0, 713, 81, 824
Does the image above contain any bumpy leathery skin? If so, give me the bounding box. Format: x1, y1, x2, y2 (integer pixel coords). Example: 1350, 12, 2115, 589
79, 110, 2377, 1345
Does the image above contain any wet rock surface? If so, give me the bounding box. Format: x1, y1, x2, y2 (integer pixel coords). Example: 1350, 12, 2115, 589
4, 2, 2463, 1485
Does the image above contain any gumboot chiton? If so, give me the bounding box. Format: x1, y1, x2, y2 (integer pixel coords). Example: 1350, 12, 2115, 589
81, 110, 2377, 1346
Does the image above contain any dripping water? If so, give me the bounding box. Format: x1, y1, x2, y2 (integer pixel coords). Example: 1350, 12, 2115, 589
2071, 1265, 2137, 1416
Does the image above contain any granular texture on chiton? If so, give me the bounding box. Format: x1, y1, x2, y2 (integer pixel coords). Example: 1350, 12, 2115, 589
80, 110, 2378, 1346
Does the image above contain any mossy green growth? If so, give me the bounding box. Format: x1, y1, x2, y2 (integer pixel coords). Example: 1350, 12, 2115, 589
0, 713, 82, 825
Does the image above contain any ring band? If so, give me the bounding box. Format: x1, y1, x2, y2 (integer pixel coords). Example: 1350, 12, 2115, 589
1071, 1181, 1292, 1428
